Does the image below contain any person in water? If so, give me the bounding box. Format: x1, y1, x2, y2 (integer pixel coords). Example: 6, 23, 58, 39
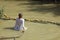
14, 13, 27, 32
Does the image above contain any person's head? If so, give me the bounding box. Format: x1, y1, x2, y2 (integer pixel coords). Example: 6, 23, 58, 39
18, 13, 22, 19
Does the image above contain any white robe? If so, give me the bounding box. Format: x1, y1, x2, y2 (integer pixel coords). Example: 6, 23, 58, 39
14, 18, 27, 31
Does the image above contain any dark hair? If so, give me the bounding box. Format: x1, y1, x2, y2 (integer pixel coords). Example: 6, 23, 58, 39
18, 13, 22, 19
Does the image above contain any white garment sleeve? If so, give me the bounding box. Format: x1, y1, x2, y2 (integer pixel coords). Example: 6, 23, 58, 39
21, 19, 24, 27
21, 19, 27, 30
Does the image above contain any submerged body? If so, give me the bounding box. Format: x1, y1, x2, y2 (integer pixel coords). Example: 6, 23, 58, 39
14, 18, 27, 31
14, 13, 27, 32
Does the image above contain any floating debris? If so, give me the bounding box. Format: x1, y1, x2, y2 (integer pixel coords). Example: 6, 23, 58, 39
0, 17, 60, 26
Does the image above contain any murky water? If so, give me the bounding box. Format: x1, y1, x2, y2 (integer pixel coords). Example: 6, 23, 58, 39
0, 1, 60, 40
0, 1, 60, 22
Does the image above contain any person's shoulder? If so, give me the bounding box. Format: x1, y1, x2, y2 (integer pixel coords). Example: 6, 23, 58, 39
16, 18, 19, 20
20, 18, 24, 21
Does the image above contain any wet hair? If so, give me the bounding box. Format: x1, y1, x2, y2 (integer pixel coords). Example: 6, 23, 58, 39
18, 13, 22, 19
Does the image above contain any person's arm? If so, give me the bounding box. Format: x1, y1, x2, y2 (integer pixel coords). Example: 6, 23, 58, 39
21, 19, 25, 30
15, 18, 18, 26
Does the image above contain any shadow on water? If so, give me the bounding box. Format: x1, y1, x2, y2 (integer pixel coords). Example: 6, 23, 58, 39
1, 27, 24, 40
4, 27, 15, 30
2, 27, 25, 39
18, 1, 60, 16
27, 4, 60, 16
17, 1, 43, 5
52, 5, 60, 16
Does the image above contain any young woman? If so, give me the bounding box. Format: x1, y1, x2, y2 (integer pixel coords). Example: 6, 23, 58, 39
14, 13, 27, 32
